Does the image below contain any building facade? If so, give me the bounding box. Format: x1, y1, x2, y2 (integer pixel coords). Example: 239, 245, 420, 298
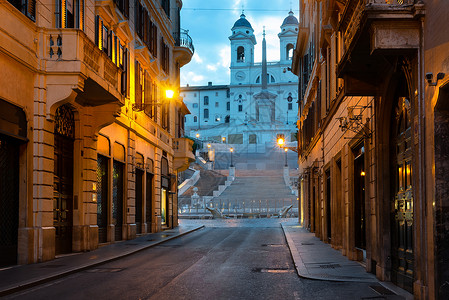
181, 12, 299, 153
0, 0, 194, 266
293, 0, 449, 299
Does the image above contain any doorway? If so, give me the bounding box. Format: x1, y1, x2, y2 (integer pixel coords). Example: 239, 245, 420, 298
53, 105, 75, 255
0, 134, 20, 266
97, 154, 108, 243
146, 172, 153, 232
135, 168, 143, 234
325, 169, 331, 242
113, 160, 124, 241
353, 144, 366, 254
390, 97, 413, 292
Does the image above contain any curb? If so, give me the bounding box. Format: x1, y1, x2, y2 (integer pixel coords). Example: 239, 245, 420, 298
0, 225, 205, 297
281, 223, 378, 283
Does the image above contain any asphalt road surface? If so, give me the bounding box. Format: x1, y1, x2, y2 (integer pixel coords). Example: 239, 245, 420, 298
6, 219, 383, 300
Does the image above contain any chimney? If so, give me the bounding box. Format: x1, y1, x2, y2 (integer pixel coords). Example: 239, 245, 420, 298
208, 82, 212, 86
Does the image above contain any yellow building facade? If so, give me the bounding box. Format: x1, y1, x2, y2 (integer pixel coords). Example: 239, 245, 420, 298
0, 0, 194, 266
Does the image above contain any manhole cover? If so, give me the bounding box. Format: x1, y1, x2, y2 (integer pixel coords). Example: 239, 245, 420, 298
86, 268, 123, 273
160, 234, 171, 238
319, 264, 341, 269
252, 267, 294, 273
261, 244, 284, 247
301, 242, 315, 245
147, 239, 155, 241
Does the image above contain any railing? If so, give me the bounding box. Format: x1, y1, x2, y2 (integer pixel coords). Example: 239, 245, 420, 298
179, 198, 298, 218
173, 29, 195, 54
366, 0, 415, 4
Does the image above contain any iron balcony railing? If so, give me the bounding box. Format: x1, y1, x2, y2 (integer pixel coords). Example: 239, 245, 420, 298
173, 29, 194, 54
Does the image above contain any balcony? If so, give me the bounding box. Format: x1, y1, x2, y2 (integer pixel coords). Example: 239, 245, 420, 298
336, 0, 424, 95
173, 29, 194, 67
173, 137, 195, 172
44, 29, 124, 106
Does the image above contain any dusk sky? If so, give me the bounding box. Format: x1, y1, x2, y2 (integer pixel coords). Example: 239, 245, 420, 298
180, 0, 300, 87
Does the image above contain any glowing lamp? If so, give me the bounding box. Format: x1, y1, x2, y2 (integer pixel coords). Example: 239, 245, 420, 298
165, 89, 175, 99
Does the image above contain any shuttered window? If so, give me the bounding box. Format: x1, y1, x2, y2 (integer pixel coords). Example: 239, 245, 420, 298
55, 0, 84, 29
135, 61, 143, 108
9, 0, 36, 21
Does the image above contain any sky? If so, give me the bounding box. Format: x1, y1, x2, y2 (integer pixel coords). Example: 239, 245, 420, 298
179, 0, 299, 87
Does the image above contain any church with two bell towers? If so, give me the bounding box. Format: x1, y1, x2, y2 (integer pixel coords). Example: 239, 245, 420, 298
181, 11, 299, 154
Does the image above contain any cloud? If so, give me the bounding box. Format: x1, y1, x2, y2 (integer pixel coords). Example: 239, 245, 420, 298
219, 47, 231, 68
193, 53, 203, 63
207, 64, 217, 71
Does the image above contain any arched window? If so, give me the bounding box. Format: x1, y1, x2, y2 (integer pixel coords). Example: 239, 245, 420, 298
193, 116, 198, 122
270, 75, 276, 83
256, 76, 260, 83
237, 46, 245, 62
204, 96, 209, 105
286, 43, 294, 60
204, 109, 209, 119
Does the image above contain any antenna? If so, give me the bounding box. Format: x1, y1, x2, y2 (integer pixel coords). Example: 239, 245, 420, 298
290, 1, 292, 11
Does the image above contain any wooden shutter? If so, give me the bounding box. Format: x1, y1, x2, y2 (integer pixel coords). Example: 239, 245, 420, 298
79, 0, 84, 30
95, 16, 103, 49
27, 0, 36, 21
124, 0, 129, 18
61, 0, 67, 28
135, 61, 142, 107
153, 83, 158, 121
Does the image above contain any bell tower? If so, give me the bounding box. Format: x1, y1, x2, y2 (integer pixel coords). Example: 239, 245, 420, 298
278, 10, 299, 63
229, 13, 256, 84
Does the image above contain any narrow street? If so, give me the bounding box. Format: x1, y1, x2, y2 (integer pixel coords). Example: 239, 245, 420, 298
5, 220, 387, 300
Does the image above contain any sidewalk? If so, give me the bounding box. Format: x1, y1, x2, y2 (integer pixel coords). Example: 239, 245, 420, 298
281, 221, 413, 300
0, 225, 204, 297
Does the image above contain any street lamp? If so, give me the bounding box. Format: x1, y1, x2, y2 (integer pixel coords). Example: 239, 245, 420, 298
196, 133, 200, 139
230, 147, 234, 167
165, 89, 175, 99
277, 136, 285, 147
284, 148, 288, 167
207, 143, 211, 149
222, 136, 226, 143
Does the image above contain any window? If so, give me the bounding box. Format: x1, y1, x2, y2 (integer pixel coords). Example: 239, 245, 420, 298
161, 0, 170, 18
135, 60, 143, 108
225, 115, 230, 123
256, 76, 260, 84
192, 103, 198, 108
226, 102, 230, 111
215, 102, 219, 107
237, 46, 245, 62
56, 0, 85, 29
226, 89, 230, 98
286, 43, 294, 60
204, 109, 209, 119
160, 38, 170, 74
204, 96, 209, 105
215, 92, 219, 96
238, 105, 243, 112
194, 93, 197, 97
115, 0, 129, 18
249, 134, 257, 144
9, 0, 36, 21
288, 103, 293, 110
270, 75, 276, 83
193, 116, 197, 122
